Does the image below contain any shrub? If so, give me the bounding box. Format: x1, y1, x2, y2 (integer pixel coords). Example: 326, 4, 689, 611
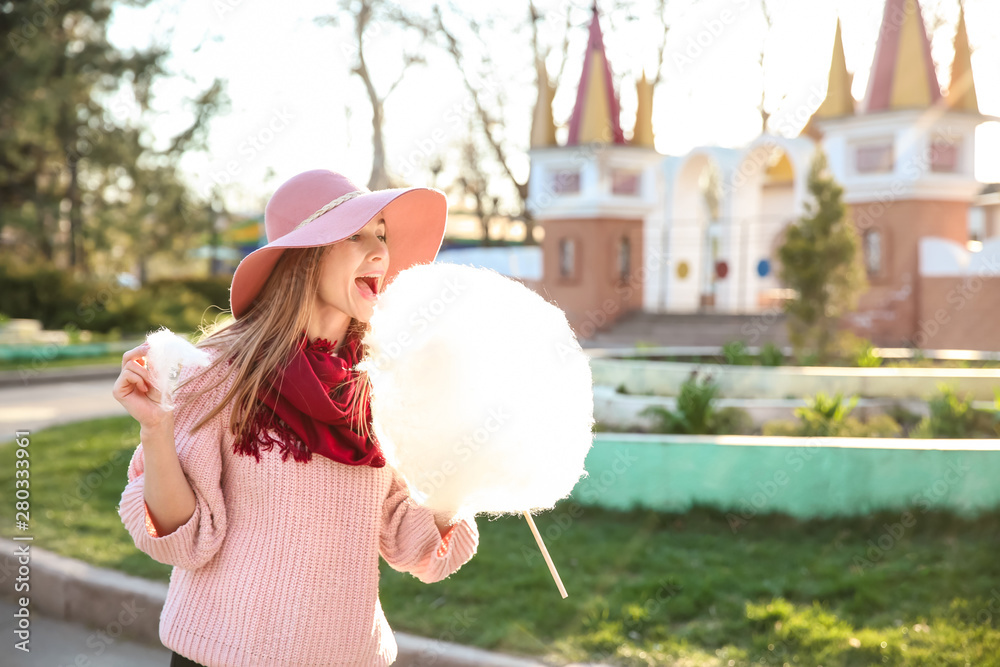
713, 406, 756, 435
841, 413, 902, 438
855, 342, 882, 368
762, 420, 800, 436
761, 414, 903, 438
764, 394, 902, 438
640, 372, 752, 435
722, 341, 752, 366
799, 351, 821, 367
765, 414, 902, 438
834, 331, 881, 368
864, 413, 903, 437
885, 403, 923, 436
912, 385, 999, 439
795, 392, 858, 437
0, 263, 231, 335
142, 281, 230, 335
759, 342, 784, 367
0, 262, 94, 330
669, 372, 719, 434
641, 406, 683, 434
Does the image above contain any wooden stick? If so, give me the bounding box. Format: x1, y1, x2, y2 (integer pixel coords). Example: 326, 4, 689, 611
522, 511, 568, 599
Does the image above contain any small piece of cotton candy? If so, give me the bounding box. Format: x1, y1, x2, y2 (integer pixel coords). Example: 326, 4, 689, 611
357, 263, 595, 517
144, 328, 211, 411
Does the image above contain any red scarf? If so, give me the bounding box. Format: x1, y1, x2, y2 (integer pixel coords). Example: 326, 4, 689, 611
234, 333, 386, 467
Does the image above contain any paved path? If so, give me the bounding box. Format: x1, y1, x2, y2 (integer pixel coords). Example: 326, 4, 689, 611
0, 598, 171, 666
0, 377, 126, 434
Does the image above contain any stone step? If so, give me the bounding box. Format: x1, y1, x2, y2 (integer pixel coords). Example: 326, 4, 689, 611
586, 311, 790, 347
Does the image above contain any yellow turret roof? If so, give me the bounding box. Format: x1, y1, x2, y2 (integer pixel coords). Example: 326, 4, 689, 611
816, 19, 855, 118
946, 3, 979, 113
631, 71, 655, 147
802, 18, 854, 137
531, 58, 558, 148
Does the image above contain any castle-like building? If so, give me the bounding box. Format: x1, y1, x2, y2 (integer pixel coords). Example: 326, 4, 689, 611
528, 0, 999, 350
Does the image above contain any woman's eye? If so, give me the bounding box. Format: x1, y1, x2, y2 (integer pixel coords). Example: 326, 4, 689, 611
378, 235, 387, 243
349, 235, 360, 241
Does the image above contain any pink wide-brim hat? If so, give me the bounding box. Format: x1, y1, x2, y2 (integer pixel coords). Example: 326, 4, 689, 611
229, 169, 447, 318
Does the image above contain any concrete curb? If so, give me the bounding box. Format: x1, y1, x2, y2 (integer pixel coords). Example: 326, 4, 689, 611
0, 364, 121, 388
0, 538, 547, 667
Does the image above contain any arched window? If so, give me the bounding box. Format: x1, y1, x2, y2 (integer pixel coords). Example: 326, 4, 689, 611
617, 236, 631, 282
559, 238, 576, 278
864, 230, 882, 276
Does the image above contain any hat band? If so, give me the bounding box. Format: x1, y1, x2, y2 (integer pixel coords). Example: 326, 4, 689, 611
294, 189, 369, 230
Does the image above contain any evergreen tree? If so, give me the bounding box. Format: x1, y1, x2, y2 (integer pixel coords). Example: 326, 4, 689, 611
0, 0, 226, 277
777, 151, 866, 364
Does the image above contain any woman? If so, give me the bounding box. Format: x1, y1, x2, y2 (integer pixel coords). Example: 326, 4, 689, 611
114, 169, 479, 667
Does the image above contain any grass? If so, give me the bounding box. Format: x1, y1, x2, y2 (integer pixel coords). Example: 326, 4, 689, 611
3, 418, 1000, 665
0, 352, 125, 372
0, 417, 172, 581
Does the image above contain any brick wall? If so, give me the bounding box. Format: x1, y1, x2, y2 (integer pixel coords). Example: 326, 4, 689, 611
540, 217, 644, 338
915, 275, 1000, 350
849, 199, 969, 345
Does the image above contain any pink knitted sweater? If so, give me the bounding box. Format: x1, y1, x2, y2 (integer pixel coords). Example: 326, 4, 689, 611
118, 350, 479, 666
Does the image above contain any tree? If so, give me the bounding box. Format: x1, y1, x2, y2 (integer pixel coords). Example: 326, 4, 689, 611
0, 0, 225, 278
415, 5, 535, 239
455, 131, 503, 245
757, 0, 776, 133
316, 0, 427, 191
408, 1, 673, 244
777, 151, 866, 363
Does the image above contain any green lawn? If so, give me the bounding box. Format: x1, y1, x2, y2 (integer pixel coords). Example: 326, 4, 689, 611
3, 419, 999, 666
1, 417, 171, 580
0, 353, 127, 373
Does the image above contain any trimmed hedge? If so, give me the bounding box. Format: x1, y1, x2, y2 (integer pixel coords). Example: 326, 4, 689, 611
0, 264, 231, 335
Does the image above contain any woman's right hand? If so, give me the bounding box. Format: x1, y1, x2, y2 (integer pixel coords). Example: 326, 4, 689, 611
113, 343, 172, 430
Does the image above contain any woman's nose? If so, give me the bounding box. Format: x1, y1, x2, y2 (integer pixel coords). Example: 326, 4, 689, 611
367, 242, 387, 264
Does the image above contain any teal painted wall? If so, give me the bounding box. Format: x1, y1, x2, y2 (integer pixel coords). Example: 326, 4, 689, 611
572, 435, 1000, 519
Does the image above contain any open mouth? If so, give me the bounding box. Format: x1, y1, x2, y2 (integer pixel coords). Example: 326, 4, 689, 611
355, 275, 380, 299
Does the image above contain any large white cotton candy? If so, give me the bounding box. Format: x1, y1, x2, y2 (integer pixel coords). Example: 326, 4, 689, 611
357, 263, 594, 517
144, 328, 211, 411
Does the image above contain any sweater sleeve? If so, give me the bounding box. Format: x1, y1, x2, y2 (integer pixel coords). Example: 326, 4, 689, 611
379, 468, 479, 584
117, 355, 230, 571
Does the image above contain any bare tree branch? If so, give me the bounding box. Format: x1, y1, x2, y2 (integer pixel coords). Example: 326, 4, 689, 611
431, 6, 528, 204
758, 0, 773, 133
649, 0, 670, 87
550, 5, 574, 92
316, 0, 427, 190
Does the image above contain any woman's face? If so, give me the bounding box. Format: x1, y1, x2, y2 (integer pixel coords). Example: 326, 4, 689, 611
314, 215, 389, 324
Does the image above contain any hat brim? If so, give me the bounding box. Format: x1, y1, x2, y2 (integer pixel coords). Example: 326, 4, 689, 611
229, 187, 447, 318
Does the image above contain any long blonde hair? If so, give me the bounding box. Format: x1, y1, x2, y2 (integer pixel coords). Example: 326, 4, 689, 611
179, 245, 375, 447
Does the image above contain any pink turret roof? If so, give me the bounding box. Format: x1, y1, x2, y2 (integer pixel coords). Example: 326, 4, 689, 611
567, 3, 625, 145
863, 0, 942, 112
